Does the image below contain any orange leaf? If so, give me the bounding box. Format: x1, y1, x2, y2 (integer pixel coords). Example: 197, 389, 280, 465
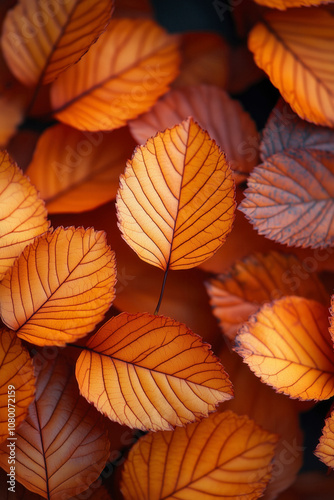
129, 84, 259, 183
0, 354, 110, 499
0, 328, 35, 444
0, 226, 116, 346
121, 410, 278, 500
239, 149, 334, 248
1, 0, 114, 86
206, 251, 329, 341
253, 0, 333, 8
260, 99, 334, 161
117, 118, 236, 271
248, 8, 334, 127
51, 18, 180, 131
234, 296, 334, 400
315, 409, 334, 469
0, 151, 49, 281
75, 312, 233, 431
25, 124, 137, 213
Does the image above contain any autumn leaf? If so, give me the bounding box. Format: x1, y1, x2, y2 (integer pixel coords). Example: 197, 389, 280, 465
121, 410, 278, 500
219, 349, 304, 500
0, 354, 110, 499
206, 251, 329, 341
75, 312, 233, 431
0, 328, 35, 444
248, 8, 334, 127
51, 18, 180, 131
25, 124, 137, 213
0, 150, 49, 281
260, 99, 334, 161
234, 296, 334, 400
314, 408, 334, 469
117, 118, 236, 271
239, 149, 334, 248
330, 294, 334, 341
1, 0, 114, 86
0, 226, 116, 346
129, 84, 259, 183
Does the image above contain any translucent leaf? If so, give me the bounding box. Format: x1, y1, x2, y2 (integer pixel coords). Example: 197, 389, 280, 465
129, 84, 259, 183
315, 409, 334, 469
239, 149, 334, 248
117, 118, 236, 271
0, 226, 116, 346
0, 328, 35, 444
0, 354, 110, 499
260, 99, 334, 161
51, 18, 180, 131
206, 251, 329, 340
330, 294, 334, 341
76, 312, 233, 431
1, 0, 114, 86
25, 124, 136, 213
0, 151, 49, 281
253, 0, 333, 8
248, 8, 334, 127
121, 410, 278, 500
234, 296, 334, 400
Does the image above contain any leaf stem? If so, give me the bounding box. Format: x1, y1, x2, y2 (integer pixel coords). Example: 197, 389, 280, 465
154, 268, 169, 315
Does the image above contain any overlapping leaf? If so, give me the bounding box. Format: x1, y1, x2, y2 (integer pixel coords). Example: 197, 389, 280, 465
26, 124, 136, 213
76, 312, 233, 431
253, 0, 333, 8
248, 8, 334, 127
51, 18, 180, 131
129, 84, 259, 183
0, 328, 35, 444
117, 118, 236, 271
260, 99, 334, 161
239, 149, 334, 248
0, 354, 110, 499
235, 296, 334, 400
206, 251, 329, 340
1, 0, 114, 86
0, 226, 116, 346
330, 294, 334, 341
121, 410, 278, 500
315, 409, 334, 469
0, 151, 49, 281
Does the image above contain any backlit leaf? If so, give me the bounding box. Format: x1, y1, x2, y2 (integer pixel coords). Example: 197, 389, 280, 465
117, 118, 236, 271
248, 8, 334, 127
51, 18, 180, 131
1, 0, 114, 86
0, 354, 110, 499
206, 251, 329, 340
0, 328, 35, 444
260, 99, 334, 161
0, 151, 49, 281
234, 296, 334, 400
239, 149, 334, 248
330, 294, 334, 341
253, 0, 333, 8
315, 409, 334, 468
76, 312, 233, 431
25, 124, 136, 213
0, 226, 116, 346
129, 84, 259, 183
121, 410, 278, 500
